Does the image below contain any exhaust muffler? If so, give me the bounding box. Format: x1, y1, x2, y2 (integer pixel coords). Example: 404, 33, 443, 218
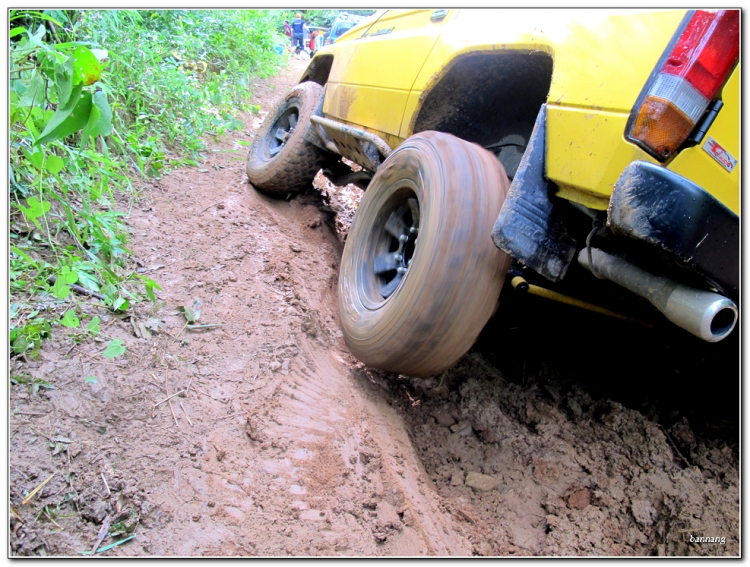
578, 248, 737, 342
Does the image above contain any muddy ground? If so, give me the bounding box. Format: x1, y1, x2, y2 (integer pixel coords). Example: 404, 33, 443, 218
8, 58, 740, 557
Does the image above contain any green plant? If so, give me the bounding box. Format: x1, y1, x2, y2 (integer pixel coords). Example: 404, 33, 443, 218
10, 9, 285, 362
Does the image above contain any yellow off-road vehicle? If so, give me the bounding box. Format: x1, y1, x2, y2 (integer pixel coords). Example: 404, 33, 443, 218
247, 9, 740, 376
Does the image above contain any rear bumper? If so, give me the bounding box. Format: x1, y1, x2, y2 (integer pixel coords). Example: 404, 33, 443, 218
608, 161, 739, 302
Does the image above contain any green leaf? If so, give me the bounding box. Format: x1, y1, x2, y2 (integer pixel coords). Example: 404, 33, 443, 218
10, 26, 27, 38
249, 105, 261, 114
35, 84, 87, 146
13, 335, 30, 355
61, 310, 80, 328
11, 246, 37, 269
19, 73, 46, 107
18, 196, 51, 231
86, 316, 101, 336
51, 266, 78, 299
179, 298, 202, 323
103, 339, 126, 359
85, 376, 98, 384
55, 57, 74, 108
72, 46, 102, 86
46, 155, 65, 175
145, 279, 161, 302
11, 11, 63, 26
22, 149, 45, 171
80, 91, 112, 150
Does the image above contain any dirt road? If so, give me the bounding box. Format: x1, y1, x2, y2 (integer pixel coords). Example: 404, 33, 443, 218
9, 58, 739, 557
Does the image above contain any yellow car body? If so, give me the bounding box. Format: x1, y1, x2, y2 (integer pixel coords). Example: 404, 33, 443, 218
277, 8, 739, 357
308, 8, 739, 214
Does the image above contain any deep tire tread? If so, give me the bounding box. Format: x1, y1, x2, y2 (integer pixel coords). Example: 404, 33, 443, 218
246, 82, 327, 198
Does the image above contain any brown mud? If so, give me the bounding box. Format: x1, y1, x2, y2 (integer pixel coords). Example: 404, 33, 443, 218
9, 58, 739, 557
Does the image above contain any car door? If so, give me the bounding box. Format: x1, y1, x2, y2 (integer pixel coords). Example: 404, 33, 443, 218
323, 9, 454, 142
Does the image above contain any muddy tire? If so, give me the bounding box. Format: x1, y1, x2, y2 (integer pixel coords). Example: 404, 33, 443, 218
338, 131, 511, 376
246, 82, 327, 198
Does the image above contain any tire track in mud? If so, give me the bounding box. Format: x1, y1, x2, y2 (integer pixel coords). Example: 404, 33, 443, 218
228, 178, 473, 555
257, 332, 473, 556
108, 121, 473, 555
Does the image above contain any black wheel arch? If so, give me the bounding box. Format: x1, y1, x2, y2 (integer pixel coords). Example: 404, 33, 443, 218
300, 54, 334, 86
411, 50, 553, 178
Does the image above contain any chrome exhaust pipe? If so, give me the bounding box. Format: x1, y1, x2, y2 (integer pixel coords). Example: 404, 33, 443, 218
578, 248, 737, 342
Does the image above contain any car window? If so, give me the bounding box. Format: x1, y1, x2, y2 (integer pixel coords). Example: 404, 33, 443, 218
333, 21, 356, 39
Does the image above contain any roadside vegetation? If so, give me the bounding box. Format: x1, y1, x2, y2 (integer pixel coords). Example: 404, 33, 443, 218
9, 9, 286, 362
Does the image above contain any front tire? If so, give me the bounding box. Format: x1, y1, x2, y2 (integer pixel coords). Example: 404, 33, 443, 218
246, 82, 326, 198
338, 131, 511, 376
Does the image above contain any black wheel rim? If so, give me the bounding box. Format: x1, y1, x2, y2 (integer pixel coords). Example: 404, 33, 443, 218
371, 187, 420, 299
262, 105, 299, 161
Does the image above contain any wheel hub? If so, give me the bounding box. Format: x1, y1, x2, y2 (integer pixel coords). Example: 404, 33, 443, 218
265, 108, 298, 159
374, 196, 420, 298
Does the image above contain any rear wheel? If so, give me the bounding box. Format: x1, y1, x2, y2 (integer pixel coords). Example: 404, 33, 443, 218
338, 131, 511, 376
246, 82, 326, 198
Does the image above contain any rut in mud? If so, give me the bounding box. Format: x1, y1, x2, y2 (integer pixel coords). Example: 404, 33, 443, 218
9, 59, 739, 557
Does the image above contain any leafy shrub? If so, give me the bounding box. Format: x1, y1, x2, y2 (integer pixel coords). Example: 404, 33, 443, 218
9, 9, 285, 360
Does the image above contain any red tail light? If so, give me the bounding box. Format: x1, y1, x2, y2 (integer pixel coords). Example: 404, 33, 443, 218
627, 10, 739, 161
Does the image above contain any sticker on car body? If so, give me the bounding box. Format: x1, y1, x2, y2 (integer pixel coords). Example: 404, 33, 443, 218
702, 136, 737, 173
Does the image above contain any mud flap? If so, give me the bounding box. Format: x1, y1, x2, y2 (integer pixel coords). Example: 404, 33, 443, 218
608, 161, 739, 302
491, 104, 577, 282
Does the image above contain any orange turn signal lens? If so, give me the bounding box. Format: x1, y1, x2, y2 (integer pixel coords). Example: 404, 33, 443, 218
629, 96, 695, 159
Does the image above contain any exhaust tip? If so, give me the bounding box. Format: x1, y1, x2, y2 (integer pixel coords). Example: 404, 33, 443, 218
707, 300, 738, 342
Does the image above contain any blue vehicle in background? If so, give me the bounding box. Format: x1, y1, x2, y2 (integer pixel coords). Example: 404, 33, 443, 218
324, 12, 365, 45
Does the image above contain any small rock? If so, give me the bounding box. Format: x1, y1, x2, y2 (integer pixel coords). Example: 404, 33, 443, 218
81, 500, 111, 523
401, 508, 414, 527
450, 472, 464, 486
609, 485, 626, 502
480, 429, 498, 444
375, 501, 402, 531
450, 421, 473, 436
630, 499, 657, 527
565, 488, 591, 510
290, 244, 302, 253
217, 203, 225, 209
430, 410, 455, 427
192, 514, 201, 522
465, 472, 498, 492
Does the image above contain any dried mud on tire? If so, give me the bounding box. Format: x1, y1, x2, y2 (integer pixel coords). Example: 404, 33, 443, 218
9, 58, 739, 557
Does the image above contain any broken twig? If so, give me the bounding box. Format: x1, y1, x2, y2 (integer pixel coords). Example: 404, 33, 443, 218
198, 201, 224, 214
47, 275, 106, 301
22, 471, 57, 505
180, 402, 193, 426
91, 514, 111, 555
153, 390, 186, 408
168, 399, 179, 426
101, 473, 111, 496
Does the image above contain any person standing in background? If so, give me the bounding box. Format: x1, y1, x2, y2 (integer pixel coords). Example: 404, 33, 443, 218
309, 30, 317, 53
311, 30, 324, 56
284, 19, 292, 43
291, 13, 305, 50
